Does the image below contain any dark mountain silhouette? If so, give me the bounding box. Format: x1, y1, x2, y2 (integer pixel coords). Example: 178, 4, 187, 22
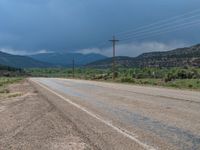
30, 52, 107, 67
0, 51, 52, 68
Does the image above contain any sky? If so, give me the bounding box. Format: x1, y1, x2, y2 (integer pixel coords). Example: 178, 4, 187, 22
0, 0, 200, 57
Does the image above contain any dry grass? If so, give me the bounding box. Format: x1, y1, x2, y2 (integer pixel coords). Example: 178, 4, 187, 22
0, 77, 23, 98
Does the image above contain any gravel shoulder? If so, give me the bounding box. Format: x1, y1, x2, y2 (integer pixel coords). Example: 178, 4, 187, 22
0, 80, 94, 150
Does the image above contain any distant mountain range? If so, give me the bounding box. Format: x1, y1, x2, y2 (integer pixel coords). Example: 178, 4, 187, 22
1, 44, 200, 69
0, 51, 107, 68
86, 44, 200, 68
30, 53, 107, 67
0, 51, 52, 68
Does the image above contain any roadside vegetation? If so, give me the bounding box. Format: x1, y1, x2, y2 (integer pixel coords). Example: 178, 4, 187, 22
0, 77, 23, 95
0, 65, 25, 96
0, 65, 26, 77
26, 67, 200, 90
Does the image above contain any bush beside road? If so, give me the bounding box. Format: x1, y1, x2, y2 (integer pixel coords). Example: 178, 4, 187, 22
26, 67, 200, 90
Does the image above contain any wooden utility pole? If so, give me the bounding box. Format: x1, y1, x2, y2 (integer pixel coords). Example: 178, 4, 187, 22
109, 35, 119, 80
72, 57, 75, 78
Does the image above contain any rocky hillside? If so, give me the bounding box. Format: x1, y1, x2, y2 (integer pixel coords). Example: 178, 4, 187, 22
87, 44, 200, 68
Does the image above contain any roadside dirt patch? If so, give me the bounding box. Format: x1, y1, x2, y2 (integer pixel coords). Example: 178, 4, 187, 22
0, 106, 6, 112
0, 80, 94, 150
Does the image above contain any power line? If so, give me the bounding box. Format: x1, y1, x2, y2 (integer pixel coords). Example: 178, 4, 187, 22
121, 20, 200, 42
119, 14, 200, 38
116, 8, 200, 36
93, 9, 200, 56
96, 18, 200, 52
121, 19, 200, 41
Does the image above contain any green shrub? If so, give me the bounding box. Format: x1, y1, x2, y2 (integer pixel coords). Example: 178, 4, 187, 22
121, 77, 135, 83
188, 84, 193, 88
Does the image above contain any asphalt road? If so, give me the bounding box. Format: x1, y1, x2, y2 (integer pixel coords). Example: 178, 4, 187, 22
31, 78, 200, 150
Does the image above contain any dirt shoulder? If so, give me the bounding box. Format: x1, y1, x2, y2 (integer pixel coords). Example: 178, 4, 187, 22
0, 80, 94, 150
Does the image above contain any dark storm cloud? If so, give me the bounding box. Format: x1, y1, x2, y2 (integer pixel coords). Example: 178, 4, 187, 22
0, 0, 200, 55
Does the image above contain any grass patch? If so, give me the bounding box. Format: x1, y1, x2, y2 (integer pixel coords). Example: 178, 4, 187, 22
0, 88, 9, 94
165, 79, 200, 89
7, 92, 22, 98
0, 77, 23, 94
0, 77, 23, 86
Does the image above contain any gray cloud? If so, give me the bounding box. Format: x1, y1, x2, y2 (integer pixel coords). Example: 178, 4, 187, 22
0, 48, 53, 56
0, 0, 199, 56
78, 41, 188, 57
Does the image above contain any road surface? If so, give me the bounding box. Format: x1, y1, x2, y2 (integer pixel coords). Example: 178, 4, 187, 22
30, 78, 200, 150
